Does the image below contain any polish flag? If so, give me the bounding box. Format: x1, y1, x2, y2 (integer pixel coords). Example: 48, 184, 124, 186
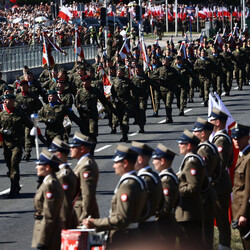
74, 27, 84, 60
168, 9, 174, 22
42, 34, 55, 69
223, 7, 230, 17
58, 6, 73, 23
198, 10, 207, 19
181, 8, 187, 21
179, 41, 187, 59
103, 73, 111, 97
119, 40, 130, 59
218, 7, 223, 18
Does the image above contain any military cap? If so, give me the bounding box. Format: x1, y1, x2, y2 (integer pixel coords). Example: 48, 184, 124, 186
193, 117, 214, 132
48, 138, 70, 154
36, 148, 62, 171
230, 123, 250, 139
47, 90, 57, 95
4, 85, 14, 91
152, 143, 177, 160
209, 107, 228, 121
3, 93, 15, 100
112, 144, 138, 162
131, 141, 154, 156
69, 131, 95, 147
20, 80, 28, 85
81, 75, 91, 81
177, 129, 200, 145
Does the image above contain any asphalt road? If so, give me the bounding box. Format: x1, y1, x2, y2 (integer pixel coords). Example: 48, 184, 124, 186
0, 78, 249, 249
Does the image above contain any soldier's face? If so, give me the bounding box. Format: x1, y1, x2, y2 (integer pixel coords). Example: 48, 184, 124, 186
4, 98, 15, 109
36, 164, 47, 176
70, 145, 83, 159
178, 143, 189, 155
152, 158, 162, 172
20, 84, 28, 92
232, 136, 250, 151
48, 94, 57, 103
113, 160, 125, 176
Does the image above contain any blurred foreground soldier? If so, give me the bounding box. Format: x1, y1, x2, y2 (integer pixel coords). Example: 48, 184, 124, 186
15, 80, 43, 160
131, 141, 163, 241
152, 144, 179, 248
0, 94, 33, 198
209, 108, 233, 250
231, 123, 250, 250
82, 145, 147, 249
49, 138, 78, 229
70, 132, 99, 224
39, 90, 80, 146
0, 72, 7, 95
31, 149, 63, 250
175, 130, 206, 250
193, 117, 221, 250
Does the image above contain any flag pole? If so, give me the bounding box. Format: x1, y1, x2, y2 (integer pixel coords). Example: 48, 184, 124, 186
75, 24, 78, 67
165, 0, 168, 32
175, 0, 178, 37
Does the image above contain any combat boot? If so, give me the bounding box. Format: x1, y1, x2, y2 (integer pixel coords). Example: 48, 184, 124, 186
120, 135, 128, 142
23, 153, 31, 161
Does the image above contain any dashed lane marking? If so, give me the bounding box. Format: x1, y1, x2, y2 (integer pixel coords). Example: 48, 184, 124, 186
221, 92, 226, 96
234, 87, 238, 90
184, 109, 192, 113
0, 185, 23, 195
158, 119, 166, 124
128, 131, 138, 137
94, 145, 112, 153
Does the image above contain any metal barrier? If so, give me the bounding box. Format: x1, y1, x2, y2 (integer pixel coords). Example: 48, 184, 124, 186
0, 44, 97, 72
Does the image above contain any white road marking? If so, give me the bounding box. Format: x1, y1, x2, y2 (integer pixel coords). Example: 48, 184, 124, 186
184, 109, 192, 113
128, 131, 138, 137
0, 185, 23, 195
158, 119, 166, 124
221, 92, 226, 96
201, 102, 204, 104
94, 145, 112, 152
234, 87, 238, 90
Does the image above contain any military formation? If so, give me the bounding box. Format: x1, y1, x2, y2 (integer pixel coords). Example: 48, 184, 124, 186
0, 32, 249, 249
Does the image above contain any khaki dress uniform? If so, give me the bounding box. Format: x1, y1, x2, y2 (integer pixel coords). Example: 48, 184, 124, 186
212, 129, 233, 247
175, 152, 206, 249
73, 153, 100, 224
92, 171, 147, 248
32, 174, 64, 249
232, 145, 250, 250
57, 163, 78, 229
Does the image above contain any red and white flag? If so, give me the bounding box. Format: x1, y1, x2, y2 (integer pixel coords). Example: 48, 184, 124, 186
198, 10, 207, 19
103, 73, 111, 97
119, 41, 130, 59
139, 36, 150, 70
58, 6, 73, 23
74, 27, 84, 60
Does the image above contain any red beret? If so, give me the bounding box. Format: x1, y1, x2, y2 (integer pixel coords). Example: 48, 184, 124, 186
81, 75, 91, 81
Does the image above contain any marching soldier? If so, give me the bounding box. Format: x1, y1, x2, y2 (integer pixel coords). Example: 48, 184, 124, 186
157, 57, 179, 123
82, 145, 147, 249
130, 65, 151, 133
0, 94, 33, 198
152, 143, 180, 247
175, 130, 206, 250
193, 117, 221, 250
48, 138, 78, 229
38, 90, 80, 146
231, 123, 250, 250
131, 141, 163, 240
209, 108, 234, 250
15, 80, 43, 160
0, 72, 7, 95
31, 149, 63, 250
42, 67, 58, 91
70, 132, 99, 224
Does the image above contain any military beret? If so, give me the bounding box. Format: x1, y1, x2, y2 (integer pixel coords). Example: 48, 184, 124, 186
108, 34, 112, 37
81, 75, 91, 81
177, 129, 200, 145
20, 80, 28, 85
178, 40, 182, 43
4, 85, 14, 91
36, 148, 62, 171
176, 55, 183, 60
3, 93, 15, 100
193, 117, 214, 132
47, 90, 57, 95
152, 143, 177, 160
109, 66, 116, 70
230, 123, 250, 139
131, 141, 154, 156
69, 132, 95, 147
112, 144, 138, 162
209, 107, 228, 121
48, 138, 70, 154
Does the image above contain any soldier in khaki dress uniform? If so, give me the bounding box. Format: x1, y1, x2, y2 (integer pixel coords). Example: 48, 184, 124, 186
193, 117, 221, 250
231, 123, 250, 250
31, 149, 63, 250
48, 138, 78, 229
131, 141, 163, 242
209, 108, 233, 250
70, 132, 99, 225
152, 143, 180, 248
83, 145, 148, 249
175, 130, 206, 250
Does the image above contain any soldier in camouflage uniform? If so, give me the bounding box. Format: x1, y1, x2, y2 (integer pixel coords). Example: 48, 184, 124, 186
39, 90, 80, 147
194, 49, 214, 107
0, 94, 33, 197
39, 64, 51, 84
0, 72, 7, 95
15, 80, 43, 160
42, 68, 58, 91
130, 65, 151, 133
157, 57, 179, 123
111, 67, 133, 142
